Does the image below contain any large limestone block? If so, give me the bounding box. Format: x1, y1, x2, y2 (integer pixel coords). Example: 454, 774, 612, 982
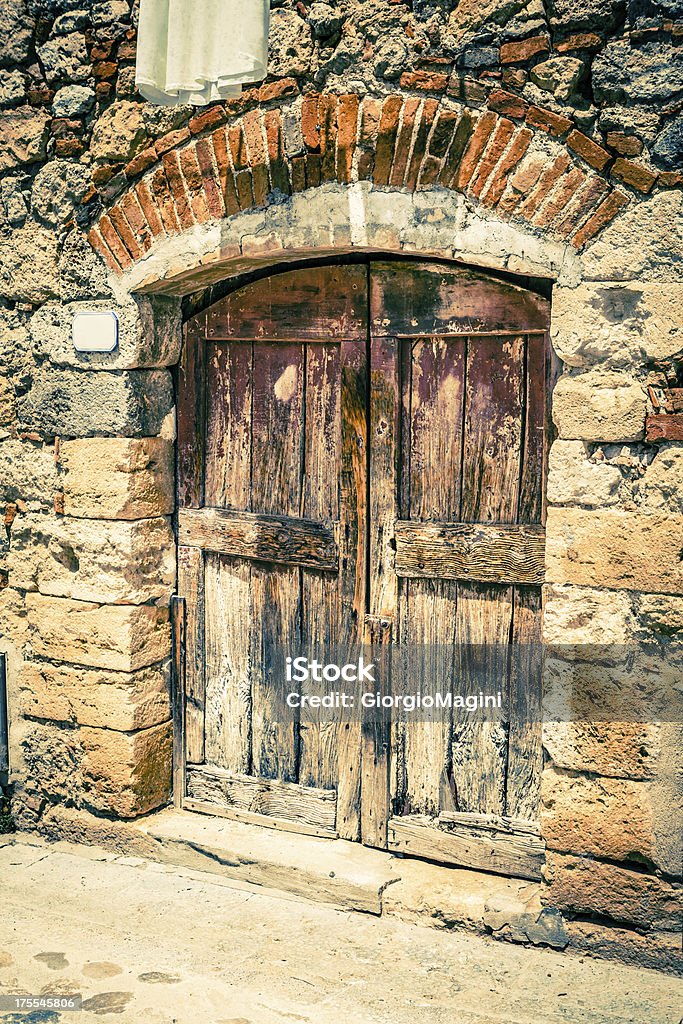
9, 515, 175, 604
547, 440, 622, 507
0, 107, 49, 172
0, 586, 29, 650
552, 372, 646, 442
551, 283, 683, 368
542, 583, 636, 644
26, 594, 171, 671
18, 660, 170, 731
542, 721, 660, 780
0, 223, 59, 302
545, 508, 683, 594
543, 852, 682, 930
635, 445, 683, 514
59, 437, 174, 519
30, 295, 181, 371
0, 440, 58, 504
541, 766, 656, 863
90, 100, 147, 162
80, 720, 172, 817
18, 367, 173, 438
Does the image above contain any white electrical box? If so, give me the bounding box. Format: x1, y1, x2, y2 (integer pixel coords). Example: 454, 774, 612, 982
72, 310, 119, 353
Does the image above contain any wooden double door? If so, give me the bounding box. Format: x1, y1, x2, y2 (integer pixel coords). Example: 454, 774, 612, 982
176, 260, 552, 881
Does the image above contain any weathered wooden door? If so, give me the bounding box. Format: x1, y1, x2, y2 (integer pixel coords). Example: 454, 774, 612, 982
176, 260, 552, 880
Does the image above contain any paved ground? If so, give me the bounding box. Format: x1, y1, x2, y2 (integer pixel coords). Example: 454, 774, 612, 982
0, 837, 681, 1024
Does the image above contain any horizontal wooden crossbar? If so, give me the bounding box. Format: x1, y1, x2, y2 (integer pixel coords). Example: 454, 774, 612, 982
394, 521, 545, 585
178, 507, 338, 570
186, 765, 337, 838
387, 812, 545, 880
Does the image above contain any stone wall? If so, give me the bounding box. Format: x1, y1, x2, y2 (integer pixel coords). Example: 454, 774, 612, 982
1, 0, 682, 971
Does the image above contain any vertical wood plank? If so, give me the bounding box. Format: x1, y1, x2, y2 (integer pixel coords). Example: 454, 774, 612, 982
177, 545, 205, 764
335, 339, 367, 841
300, 342, 341, 789
361, 616, 392, 848
171, 595, 186, 808
177, 316, 206, 509
506, 586, 543, 820
518, 332, 545, 526
204, 341, 252, 511
250, 342, 304, 781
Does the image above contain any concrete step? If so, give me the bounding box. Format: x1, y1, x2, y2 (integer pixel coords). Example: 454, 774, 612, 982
139, 808, 400, 914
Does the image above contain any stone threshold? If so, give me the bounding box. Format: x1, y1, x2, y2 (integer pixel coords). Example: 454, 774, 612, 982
12, 804, 683, 976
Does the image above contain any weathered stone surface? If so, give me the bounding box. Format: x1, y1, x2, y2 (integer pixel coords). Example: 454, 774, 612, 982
580, 191, 683, 284
544, 852, 682, 930
0, 107, 49, 171
26, 593, 171, 671
0, 440, 58, 503
9, 515, 175, 604
543, 583, 636, 645
543, 721, 660, 780
546, 507, 683, 594
550, 0, 623, 32
268, 10, 314, 79
547, 440, 622, 506
308, 3, 344, 39
58, 227, 114, 302
634, 445, 683, 514
18, 367, 174, 438
0, 0, 34, 68
80, 720, 172, 817
52, 84, 95, 118
59, 437, 174, 519
19, 660, 170, 731
38, 32, 90, 84
0, 585, 29, 651
529, 57, 583, 102
31, 160, 91, 227
552, 372, 646, 442
653, 117, 683, 171
29, 295, 181, 370
541, 766, 657, 863
448, 0, 528, 39
566, 920, 683, 975
0, 222, 59, 301
91, 100, 147, 162
0, 175, 28, 227
0, 70, 26, 108
551, 283, 683, 368
593, 40, 683, 104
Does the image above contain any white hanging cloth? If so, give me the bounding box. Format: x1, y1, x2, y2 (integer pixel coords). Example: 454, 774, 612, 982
136, 0, 270, 106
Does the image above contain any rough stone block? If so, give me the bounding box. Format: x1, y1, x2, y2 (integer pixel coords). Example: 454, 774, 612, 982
80, 720, 172, 817
0, 223, 59, 302
18, 660, 170, 731
9, 515, 175, 604
635, 445, 683, 514
18, 367, 174, 438
29, 296, 181, 370
0, 440, 58, 504
543, 583, 636, 645
552, 371, 646, 442
544, 852, 682, 930
0, 586, 30, 651
26, 594, 171, 671
551, 283, 683, 368
566, 920, 683, 975
545, 508, 683, 594
547, 440, 622, 506
580, 191, 683, 284
59, 437, 174, 519
542, 721, 660, 780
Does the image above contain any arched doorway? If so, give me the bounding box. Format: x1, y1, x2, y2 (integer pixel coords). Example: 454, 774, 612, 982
174, 257, 552, 881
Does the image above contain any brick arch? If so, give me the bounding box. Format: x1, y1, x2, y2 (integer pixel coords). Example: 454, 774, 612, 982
88, 91, 631, 276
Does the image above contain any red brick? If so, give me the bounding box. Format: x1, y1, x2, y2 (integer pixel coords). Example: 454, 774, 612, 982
194, 137, 225, 219
155, 128, 191, 156
500, 35, 550, 64
161, 151, 194, 228
95, 82, 113, 101
502, 68, 527, 89
606, 131, 642, 157
290, 155, 307, 193
526, 105, 573, 137
305, 153, 322, 188
124, 146, 157, 179
264, 109, 291, 194
389, 97, 420, 187
556, 176, 608, 238
93, 61, 117, 79
92, 165, 116, 187
134, 179, 165, 237
301, 94, 321, 152
228, 125, 249, 170
418, 155, 442, 187
469, 117, 515, 198
117, 40, 136, 60
555, 33, 603, 53
571, 189, 630, 248
402, 99, 437, 190
399, 70, 449, 92
223, 87, 259, 118
179, 146, 210, 222
258, 77, 299, 103
454, 110, 498, 191
318, 94, 339, 183
488, 88, 528, 120
428, 108, 459, 159
611, 157, 657, 194
234, 169, 255, 210
108, 204, 142, 259
87, 226, 120, 273
210, 128, 240, 216
189, 106, 227, 135
659, 170, 683, 188
91, 40, 114, 60
438, 109, 476, 188
54, 138, 84, 158
336, 93, 360, 184
372, 95, 403, 186
533, 166, 586, 228
518, 152, 571, 218
149, 165, 180, 234
50, 118, 82, 135
481, 127, 533, 207
120, 191, 152, 253
242, 109, 269, 204
98, 213, 133, 270
567, 129, 611, 171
